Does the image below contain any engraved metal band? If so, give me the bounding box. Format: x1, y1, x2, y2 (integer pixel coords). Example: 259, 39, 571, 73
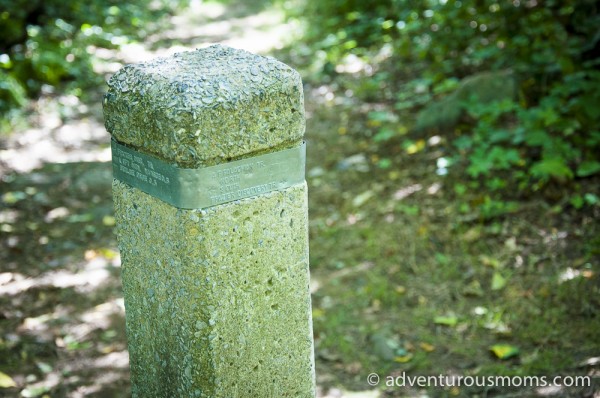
111, 139, 306, 209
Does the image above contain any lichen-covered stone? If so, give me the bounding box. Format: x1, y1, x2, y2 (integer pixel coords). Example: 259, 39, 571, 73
113, 182, 313, 397
106, 46, 315, 397
103, 45, 305, 167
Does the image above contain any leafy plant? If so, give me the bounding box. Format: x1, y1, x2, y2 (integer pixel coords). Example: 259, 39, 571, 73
0, 0, 185, 127
292, 0, 600, 216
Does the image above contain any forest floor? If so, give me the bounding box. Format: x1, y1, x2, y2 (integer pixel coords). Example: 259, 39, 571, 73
1, 0, 599, 397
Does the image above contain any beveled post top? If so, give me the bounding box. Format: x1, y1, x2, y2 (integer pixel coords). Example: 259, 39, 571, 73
103, 45, 305, 168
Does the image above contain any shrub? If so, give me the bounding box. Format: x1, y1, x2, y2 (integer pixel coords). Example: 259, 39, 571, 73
0, 0, 183, 122
293, 0, 600, 208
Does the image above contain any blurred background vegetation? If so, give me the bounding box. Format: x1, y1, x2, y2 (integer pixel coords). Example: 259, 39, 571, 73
0, 0, 185, 130
287, 0, 600, 213
2, 0, 599, 211
1, 0, 599, 396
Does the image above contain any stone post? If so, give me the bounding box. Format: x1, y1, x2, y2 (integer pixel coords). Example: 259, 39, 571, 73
103, 45, 315, 397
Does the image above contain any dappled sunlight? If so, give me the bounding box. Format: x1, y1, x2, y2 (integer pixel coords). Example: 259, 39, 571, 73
1, 155, 126, 395
1, 0, 598, 396
304, 74, 598, 395
317, 387, 381, 398
427, 183, 441, 195
558, 267, 594, 283
60, 299, 125, 344
0, 0, 313, 394
311, 262, 375, 294
392, 184, 422, 201
310, 85, 359, 108
0, 254, 119, 297
1, 0, 299, 176
107, 0, 299, 65
165, 9, 294, 54
334, 54, 369, 75
0, 102, 110, 173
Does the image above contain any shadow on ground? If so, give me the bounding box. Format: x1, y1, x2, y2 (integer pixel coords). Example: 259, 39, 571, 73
1, 0, 599, 397
0, 0, 303, 395
0, 161, 131, 397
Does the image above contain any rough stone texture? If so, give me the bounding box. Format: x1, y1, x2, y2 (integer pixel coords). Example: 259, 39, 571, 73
103, 45, 305, 167
105, 46, 315, 397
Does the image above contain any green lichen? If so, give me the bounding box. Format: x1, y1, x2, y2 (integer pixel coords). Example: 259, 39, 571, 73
106, 46, 315, 397
114, 183, 314, 397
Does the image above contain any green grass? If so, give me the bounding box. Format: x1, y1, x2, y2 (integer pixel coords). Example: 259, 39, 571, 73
303, 90, 599, 395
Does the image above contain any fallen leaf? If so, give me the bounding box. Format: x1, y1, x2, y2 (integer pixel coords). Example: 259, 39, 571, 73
102, 215, 116, 226
100, 345, 117, 354
405, 139, 426, 154
394, 354, 413, 363
312, 308, 325, 319
480, 255, 501, 268
352, 190, 374, 207
434, 315, 458, 327
0, 371, 16, 388
395, 285, 406, 295
463, 280, 484, 297
20, 385, 49, 397
491, 272, 507, 290
490, 344, 520, 359
419, 342, 435, 352
36, 362, 52, 374
98, 248, 119, 260
463, 227, 481, 242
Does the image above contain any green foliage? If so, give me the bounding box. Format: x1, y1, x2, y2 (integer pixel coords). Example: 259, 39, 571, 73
0, 72, 27, 115
0, 0, 183, 121
415, 70, 517, 131
294, 0, 600, 215
457, 69, 600, 190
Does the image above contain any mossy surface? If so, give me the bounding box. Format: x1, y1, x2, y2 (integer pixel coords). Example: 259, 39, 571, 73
107, 47, 314, 397
113, 182, 314, 397
103, 45, 305, 168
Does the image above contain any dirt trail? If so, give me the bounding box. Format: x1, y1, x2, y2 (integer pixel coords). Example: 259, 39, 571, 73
3, 2, 599, 398
1, 0, 294, 174
0, 2, 369, 397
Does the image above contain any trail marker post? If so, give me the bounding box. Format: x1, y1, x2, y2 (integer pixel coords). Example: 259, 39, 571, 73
104, 45, 315, 397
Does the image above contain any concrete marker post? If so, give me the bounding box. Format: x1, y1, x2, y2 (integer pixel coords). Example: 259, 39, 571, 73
103, 45, 315, 397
